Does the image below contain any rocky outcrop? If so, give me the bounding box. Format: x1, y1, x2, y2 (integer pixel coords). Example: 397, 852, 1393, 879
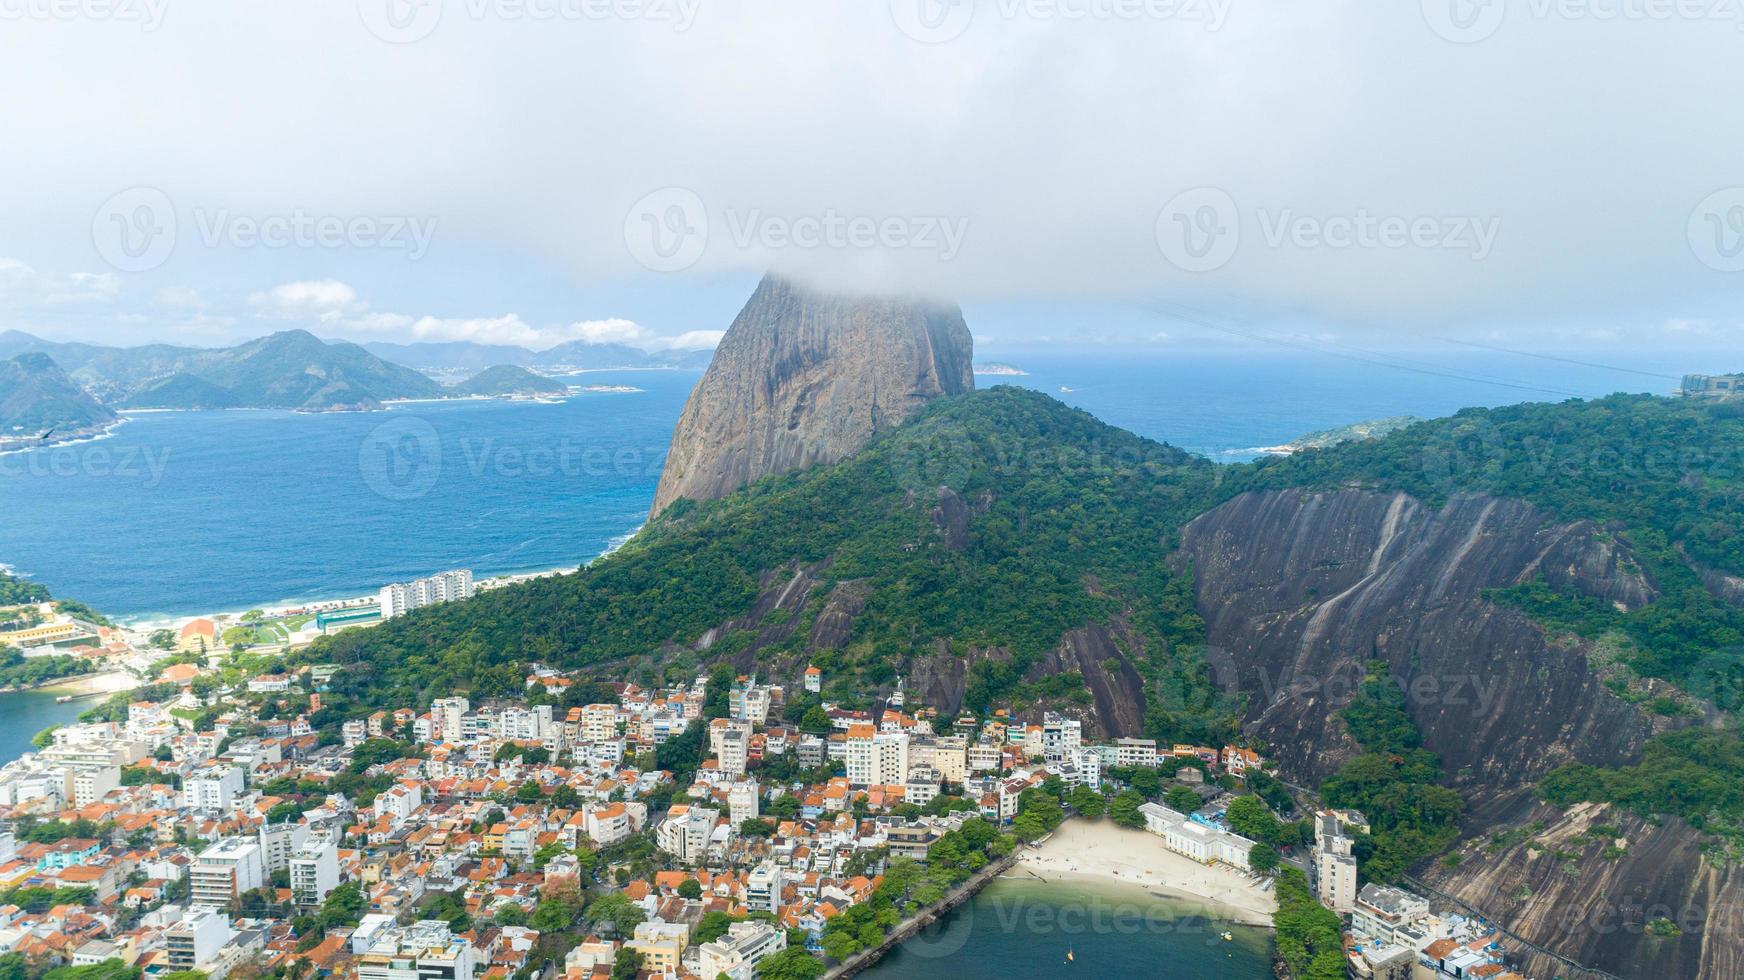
1177, 489, 1656, 812
650, 275, 974, 517
1423, 803, 1744, 980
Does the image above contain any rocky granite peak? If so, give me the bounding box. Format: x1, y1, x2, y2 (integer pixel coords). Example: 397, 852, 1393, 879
650, 274, 974, 517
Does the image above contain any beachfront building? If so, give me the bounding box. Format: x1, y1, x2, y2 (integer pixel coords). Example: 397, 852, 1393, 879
379, 569, 474, 620
1137, 801, 1256, 866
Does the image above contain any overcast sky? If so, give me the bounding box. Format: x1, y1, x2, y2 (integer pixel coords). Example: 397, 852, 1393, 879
1, 0, 1742, 363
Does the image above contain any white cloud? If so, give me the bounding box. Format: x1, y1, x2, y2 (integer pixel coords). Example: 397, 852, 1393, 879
0, 259, 121, 307
569, 318, 647, 345
2, 6, 1743, 345
248, 280, 366, 322
645, 330, 724, 351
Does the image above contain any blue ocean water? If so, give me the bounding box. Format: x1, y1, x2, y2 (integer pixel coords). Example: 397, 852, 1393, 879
0, 350, 1695, 623
0, 369, 696, 623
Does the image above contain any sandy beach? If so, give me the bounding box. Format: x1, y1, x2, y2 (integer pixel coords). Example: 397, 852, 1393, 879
40, 670, 139, 697
1012, 819, 1277, 927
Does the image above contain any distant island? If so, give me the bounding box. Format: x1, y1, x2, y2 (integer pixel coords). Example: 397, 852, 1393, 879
974, 361, 1029, 376
1257, 415, 1422, 454
449, 364, 570, 398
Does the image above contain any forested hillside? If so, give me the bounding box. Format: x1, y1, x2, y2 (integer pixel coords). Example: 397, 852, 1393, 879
311, 387, 1234, 740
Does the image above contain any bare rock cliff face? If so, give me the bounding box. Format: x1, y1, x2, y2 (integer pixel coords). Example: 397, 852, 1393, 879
1176, 488, 1656, 814
650, 275, 974, 517
1423, 803, 1744, 980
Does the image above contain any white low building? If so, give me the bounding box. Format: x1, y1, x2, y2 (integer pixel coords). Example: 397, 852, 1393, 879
1137, 802, 1256, 867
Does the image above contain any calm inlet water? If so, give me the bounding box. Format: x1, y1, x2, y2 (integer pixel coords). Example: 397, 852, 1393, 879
859, 877, 1272, 979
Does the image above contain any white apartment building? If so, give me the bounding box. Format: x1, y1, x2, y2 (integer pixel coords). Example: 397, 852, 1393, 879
583, 801, 645, 846
432, 698, 470, 741
905, 765, 942, 806
258, 821, 310, 873
845, 725, 909, 788
580, 703, 618, 743
1040, 713, 1082, 761
728, 781, 760, 826
696, 921, 787, 980
374, 782, 424, 826
655, 805, 718, 863
356, 920, 476, 980
290, 839, 340, 906
1352, 883, 1432, 948
166, 907, 236, 971
1315, 835, 1358, 915
745, 862, 783, 915
71, 765, 119, 807
183, 767, 245, 814
966, 741, 1002, 774
1115, 738, 1159, 767
379, 570, 474, 620
191, 837, 267, 907
716, 728, 749, 778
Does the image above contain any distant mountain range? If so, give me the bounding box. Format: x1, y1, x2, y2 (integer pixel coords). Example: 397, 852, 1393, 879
362, 339, 712, 372
0, 352, 118, 443
0, 328, 715, 433
0, 328, 442, 412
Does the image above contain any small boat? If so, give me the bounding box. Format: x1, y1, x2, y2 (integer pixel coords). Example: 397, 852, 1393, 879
1221, 931, 1234, 941
1065, 949, 1074, 962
